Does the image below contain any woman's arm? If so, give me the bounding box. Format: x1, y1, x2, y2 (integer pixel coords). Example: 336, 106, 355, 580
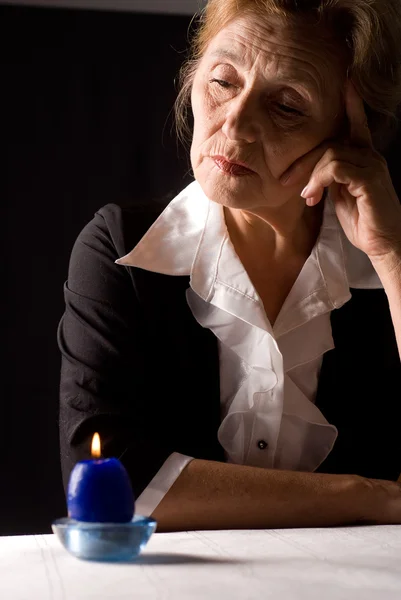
58, 204, 175, 498
153, 459, 401, 532
280, 80, 401, 362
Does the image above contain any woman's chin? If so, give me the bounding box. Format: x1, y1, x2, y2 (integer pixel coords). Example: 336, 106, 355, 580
196, 167, 262, 209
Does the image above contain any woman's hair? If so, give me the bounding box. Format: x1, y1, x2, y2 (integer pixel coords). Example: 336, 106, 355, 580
175, 0, 401, 152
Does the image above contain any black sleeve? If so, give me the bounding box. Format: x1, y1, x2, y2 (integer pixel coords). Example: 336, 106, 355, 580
58, 203, 174, 499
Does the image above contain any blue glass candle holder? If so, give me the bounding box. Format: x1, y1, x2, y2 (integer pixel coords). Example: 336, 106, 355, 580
55, 434, 157, 561
52, 515, 157, 562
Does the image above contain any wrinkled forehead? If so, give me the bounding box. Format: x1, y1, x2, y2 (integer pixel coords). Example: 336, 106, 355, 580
203, 13, 347, 100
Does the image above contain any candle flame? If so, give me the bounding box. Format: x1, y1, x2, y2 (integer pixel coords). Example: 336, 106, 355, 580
91, 433, 101, 459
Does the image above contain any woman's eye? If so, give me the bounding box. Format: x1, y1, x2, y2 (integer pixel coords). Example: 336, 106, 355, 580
210, 78, 233, 89
276, 103, 303, 116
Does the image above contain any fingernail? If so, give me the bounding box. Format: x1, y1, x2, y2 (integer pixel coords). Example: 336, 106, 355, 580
305, 197, 315, 207
301, 185, 310, 198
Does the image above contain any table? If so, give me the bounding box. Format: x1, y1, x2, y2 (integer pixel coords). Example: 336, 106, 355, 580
1, 526, 401, 599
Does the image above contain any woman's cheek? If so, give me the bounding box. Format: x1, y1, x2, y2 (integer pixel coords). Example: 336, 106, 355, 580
261, 132, 315, 180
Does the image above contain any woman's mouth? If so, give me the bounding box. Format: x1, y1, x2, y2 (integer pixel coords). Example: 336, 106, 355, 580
212, 156, 255, 177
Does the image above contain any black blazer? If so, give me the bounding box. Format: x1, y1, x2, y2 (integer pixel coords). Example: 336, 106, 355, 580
58, 202, 401, 500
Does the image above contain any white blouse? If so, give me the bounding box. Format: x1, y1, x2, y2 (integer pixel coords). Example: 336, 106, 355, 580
116, 181, 383, 515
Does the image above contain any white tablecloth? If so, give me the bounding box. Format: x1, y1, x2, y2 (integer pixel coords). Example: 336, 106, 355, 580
1, 526, 401, 599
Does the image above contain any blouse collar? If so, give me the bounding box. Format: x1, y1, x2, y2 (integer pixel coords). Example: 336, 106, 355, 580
116, 179, 382, 336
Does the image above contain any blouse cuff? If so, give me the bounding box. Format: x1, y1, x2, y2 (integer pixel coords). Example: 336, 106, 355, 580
134, 452, 194, 516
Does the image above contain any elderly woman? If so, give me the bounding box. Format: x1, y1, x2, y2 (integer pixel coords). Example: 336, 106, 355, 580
59, 0, 401, 532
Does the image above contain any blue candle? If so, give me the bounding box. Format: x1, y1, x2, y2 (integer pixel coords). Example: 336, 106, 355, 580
67, 433, 135, 523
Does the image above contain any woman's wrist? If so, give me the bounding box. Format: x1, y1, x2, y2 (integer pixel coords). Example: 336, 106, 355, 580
369, 245, 401, 282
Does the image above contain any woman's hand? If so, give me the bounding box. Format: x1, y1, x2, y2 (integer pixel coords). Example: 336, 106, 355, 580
280, 80, 401, 270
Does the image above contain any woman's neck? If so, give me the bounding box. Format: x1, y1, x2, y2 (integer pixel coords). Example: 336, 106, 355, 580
223, 195, 325, 325
224, 195, 325, 264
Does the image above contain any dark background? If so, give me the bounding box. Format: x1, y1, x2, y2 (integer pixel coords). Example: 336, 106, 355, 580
1, 3, 192, 535
2, 3, 401, 537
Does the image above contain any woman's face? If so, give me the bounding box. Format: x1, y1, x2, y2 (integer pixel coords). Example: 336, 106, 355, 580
190, 13, 347, 210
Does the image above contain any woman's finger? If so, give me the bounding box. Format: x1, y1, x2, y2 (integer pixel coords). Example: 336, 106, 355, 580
301, 161, 367, 206
280, 142, 373, 188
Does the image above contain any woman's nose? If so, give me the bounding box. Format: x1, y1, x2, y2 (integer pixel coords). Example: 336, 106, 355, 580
222, 95, 261, 144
